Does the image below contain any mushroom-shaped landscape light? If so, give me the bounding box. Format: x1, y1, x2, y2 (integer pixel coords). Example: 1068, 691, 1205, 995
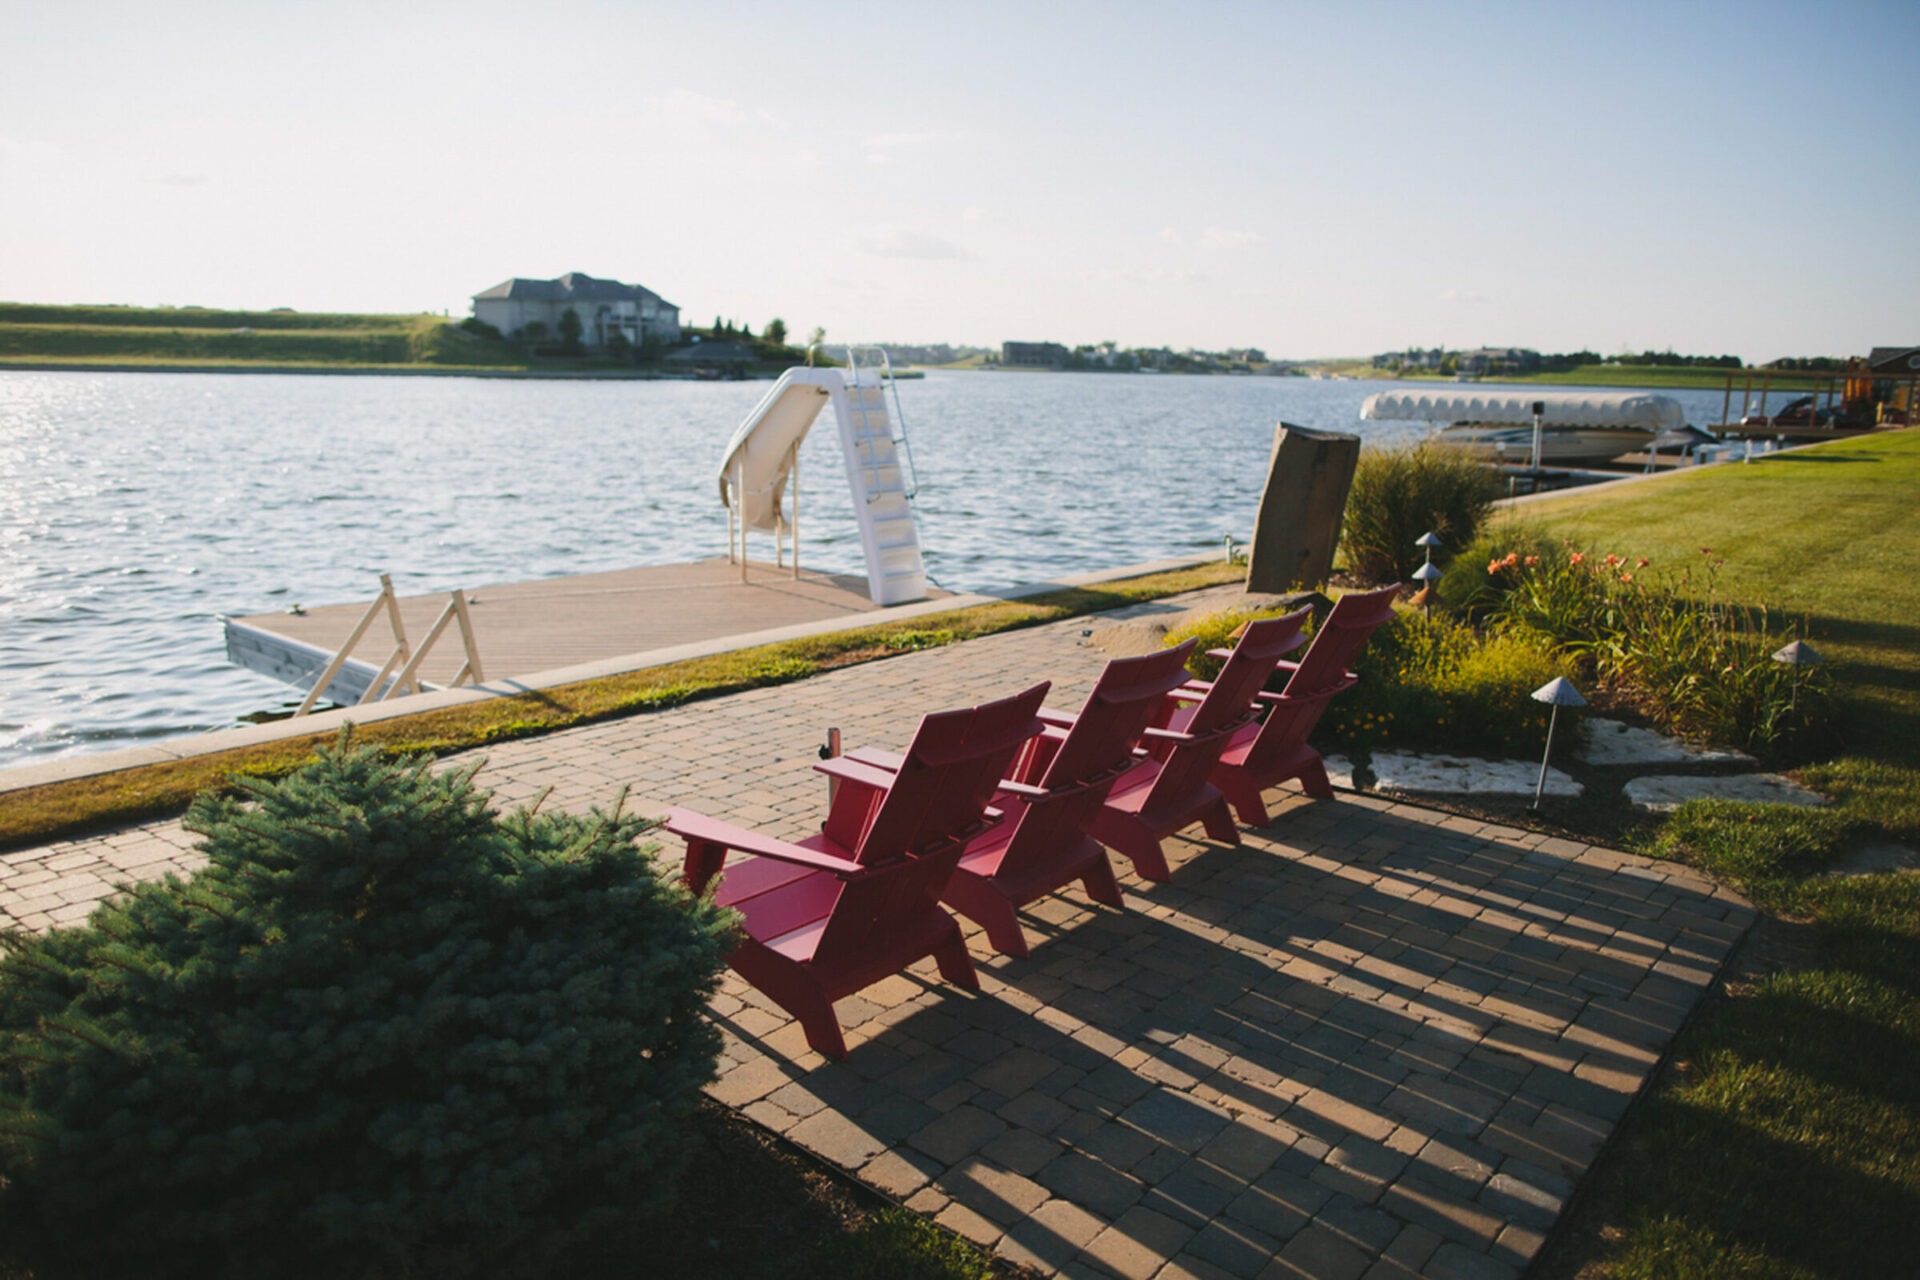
1411, 562, 1443, 616
1772, 640, 1822, 711
1530, 677, 1586, 810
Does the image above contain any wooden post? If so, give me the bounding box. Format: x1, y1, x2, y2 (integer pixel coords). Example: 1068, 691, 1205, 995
1245, 424, 1360, 594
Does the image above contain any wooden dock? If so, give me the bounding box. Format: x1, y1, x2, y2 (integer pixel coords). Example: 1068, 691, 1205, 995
225, 558, 941, 704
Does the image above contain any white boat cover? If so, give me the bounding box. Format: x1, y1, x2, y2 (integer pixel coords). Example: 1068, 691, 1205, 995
1360, 390, 1685, 430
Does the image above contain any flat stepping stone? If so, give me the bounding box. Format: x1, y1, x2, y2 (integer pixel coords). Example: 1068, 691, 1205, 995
1323, 754, 1356, 790
1623, 772, 1827, 812
1579, 718, 1754, 766
1369, 751, 1581, 798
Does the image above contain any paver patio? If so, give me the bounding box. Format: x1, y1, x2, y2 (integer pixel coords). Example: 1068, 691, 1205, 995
0, 586, 1753, 1278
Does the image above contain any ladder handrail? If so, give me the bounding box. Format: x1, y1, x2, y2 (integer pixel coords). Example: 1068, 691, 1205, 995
293, 575, 486, 715
840, 345, 920, 504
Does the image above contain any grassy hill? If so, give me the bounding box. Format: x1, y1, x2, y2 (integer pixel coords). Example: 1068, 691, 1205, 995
0, 303, 529, 370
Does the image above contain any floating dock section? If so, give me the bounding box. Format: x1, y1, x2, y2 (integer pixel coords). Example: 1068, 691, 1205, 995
224, 558, 929, 705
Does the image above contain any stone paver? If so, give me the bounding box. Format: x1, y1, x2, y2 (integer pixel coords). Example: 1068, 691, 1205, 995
0, 585, 1755, 1279
1623, 771, 1828, 811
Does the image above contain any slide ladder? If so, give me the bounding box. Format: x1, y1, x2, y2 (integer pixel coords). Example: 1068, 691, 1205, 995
717, 350, 927, 605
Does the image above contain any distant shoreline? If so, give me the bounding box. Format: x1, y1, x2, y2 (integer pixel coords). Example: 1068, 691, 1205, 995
0, 361, 777, 382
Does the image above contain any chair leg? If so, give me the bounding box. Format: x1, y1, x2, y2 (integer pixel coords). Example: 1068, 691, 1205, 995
1199, 796, 1241, 845
931, 927, 981, 991
729, 944, 850, 1060
1120, 834, 1173, 884
940, 873, 1032, 958
1217, 771, 1273, 828
1080, 853, 1125, 909
1296, 758, 1335, 799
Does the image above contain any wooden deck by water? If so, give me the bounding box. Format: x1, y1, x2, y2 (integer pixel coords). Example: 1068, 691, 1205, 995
227, 558, 939, 694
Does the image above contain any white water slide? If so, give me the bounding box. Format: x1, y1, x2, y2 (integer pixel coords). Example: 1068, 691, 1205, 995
716, 354, 927, 605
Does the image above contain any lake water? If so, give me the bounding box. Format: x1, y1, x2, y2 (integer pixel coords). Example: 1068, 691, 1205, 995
0, 369, 1737, 768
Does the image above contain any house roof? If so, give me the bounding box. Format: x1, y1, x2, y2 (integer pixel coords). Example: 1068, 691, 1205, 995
1866, 346, 1920, 373
471, 272, 677, 310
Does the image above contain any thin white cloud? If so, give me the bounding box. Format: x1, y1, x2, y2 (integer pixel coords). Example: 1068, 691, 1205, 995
0, 138, 60, 167
1159, 227, 1185, 246
1198, 227, 1264, 251
1438, 288, 1489, 303
862, 227, 973, 261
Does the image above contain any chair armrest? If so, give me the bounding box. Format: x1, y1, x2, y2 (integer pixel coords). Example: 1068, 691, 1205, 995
843, 746, 905, 771
994, 779, 1050, 801
813, 756, 901, 792
1140, 726, 1196, 744
1035, 707, 1078, 727
661, 807, 862, 882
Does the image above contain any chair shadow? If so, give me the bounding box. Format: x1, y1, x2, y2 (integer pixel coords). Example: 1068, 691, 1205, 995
706, 793, 1755, 1273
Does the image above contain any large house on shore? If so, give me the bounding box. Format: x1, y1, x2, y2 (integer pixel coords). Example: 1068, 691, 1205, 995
471, 272, 681, 348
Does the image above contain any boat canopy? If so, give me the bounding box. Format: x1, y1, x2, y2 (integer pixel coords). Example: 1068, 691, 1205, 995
1360, 390, 1685, 430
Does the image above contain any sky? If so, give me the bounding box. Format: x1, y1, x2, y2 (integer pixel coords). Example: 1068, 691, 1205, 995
3, 0, 1916, 363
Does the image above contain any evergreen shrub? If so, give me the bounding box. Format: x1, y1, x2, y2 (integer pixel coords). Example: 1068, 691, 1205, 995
1340, 441, 1501, 584
0, 743, 734, 1280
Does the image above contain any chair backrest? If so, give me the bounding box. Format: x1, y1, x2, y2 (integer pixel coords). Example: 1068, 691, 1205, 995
1243, 585, 1400, 768
854, 682, 1050, 864
1279, 585, 1400, 698
1143, 610, 1309, 807
814, 683, 1048, 969
1036, 642, 1198, 789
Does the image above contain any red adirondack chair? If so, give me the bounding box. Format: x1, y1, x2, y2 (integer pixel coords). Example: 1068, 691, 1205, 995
931, 642, 1198, 957
660, 682, 1049, 1060
1209, 584, 1400, 826
1087, 610, 1310, 883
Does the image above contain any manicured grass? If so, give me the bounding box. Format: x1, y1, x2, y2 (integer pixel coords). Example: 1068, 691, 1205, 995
1522, 430, 1920, 1278
1502, 364, 1809, 391
0, 310, 527, 368
1514, 430, 1920, 767
0, 562, 1241, 852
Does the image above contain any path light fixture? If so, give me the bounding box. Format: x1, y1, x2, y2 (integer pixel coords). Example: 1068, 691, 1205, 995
1530, 677, 1586, 810
1411, 532, 1444, 616
1771, 640, 1822, 712
1412, 562, 1443, 617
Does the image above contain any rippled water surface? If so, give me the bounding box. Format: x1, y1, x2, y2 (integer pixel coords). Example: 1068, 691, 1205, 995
0, 370, 1735, 766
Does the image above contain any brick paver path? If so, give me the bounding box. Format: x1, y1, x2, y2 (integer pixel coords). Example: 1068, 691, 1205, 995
0, 587, 1753, 1279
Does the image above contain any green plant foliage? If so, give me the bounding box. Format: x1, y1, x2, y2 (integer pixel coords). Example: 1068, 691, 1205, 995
1322, 611, 1573, 755
1445, 527, 1828, 758
1340, 441, 1501, 584
1646, 799, 1865, 907
820, 1208, 998, 1280
1161, 604, 1310, 681
0, 743, 734, 1280
1601, 868, 1920, 1279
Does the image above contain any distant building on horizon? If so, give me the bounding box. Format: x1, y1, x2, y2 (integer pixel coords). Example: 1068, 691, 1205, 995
471, 272, 681, 348
1001, 340, 1070, 369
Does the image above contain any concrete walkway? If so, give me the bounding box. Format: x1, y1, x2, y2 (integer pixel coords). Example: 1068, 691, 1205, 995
0, 588, 1753, 1279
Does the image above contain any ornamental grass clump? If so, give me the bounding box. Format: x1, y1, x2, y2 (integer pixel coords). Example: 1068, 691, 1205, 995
0, 742, 734, 1280
1443, 526, 1829, 756
1340, 441, 1502, 584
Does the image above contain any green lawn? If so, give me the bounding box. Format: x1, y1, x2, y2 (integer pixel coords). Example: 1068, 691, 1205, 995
1518, 429, 1920, 1277
1517, 431, 1920, 766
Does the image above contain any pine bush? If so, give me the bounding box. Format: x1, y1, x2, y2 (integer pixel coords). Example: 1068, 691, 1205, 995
0, 743, 734, 1280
